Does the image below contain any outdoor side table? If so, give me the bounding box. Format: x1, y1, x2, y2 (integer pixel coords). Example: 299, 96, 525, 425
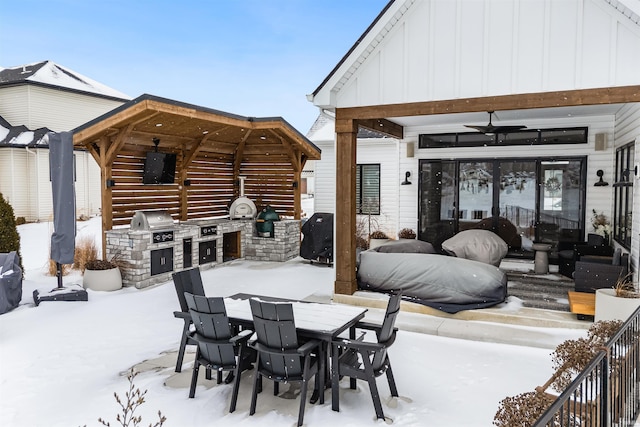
532, 243, 552, 274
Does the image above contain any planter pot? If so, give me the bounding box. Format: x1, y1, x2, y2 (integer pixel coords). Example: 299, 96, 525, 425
595, 288, 640, 322
83, 267, 122, 291
369, 238, 390, 249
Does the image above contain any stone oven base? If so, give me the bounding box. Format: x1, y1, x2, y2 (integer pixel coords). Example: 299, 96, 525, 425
106, 219, 300, 289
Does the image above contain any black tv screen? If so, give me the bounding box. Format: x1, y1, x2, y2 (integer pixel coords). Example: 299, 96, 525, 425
142, 152, 176, 184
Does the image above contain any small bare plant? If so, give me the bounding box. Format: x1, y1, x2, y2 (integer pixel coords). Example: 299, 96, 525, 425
614, 273, 639, 299
75, 236, 100, 272
398, 228, 416, 239
94, 368, 166, 427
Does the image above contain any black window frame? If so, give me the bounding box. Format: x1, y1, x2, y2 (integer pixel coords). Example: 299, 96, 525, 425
356, 163, 381, 215
613, 142, 634, 249
419, 127, 588, 149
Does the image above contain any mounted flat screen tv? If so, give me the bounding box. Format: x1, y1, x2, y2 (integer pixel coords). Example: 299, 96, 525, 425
142, 152, 177, 184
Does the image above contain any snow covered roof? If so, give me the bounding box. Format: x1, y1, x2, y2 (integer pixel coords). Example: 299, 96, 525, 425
0, 115, 52, 147
0, 60, 130, 101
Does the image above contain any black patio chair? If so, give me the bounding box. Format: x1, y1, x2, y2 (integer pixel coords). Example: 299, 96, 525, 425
172, 267, 206, 373
331, 290, 402, 421
248, 298, 324, 427
184, 292, 254, 412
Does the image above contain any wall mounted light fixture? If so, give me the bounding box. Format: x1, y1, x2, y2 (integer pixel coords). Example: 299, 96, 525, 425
106, 179, 116, 188
594, 169, 608, 186
401, 171, 412, 185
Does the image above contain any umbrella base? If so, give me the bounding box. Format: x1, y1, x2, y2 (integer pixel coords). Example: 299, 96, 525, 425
33, 284, 88, 306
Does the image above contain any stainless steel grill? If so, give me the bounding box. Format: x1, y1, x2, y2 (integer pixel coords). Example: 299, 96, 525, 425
130, 210, 175, 231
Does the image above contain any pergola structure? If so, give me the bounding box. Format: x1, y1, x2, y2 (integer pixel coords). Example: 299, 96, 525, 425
331, 85, 640, 296
73, 94, 321, 253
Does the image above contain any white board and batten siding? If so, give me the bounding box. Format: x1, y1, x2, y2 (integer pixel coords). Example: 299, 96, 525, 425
613, 104, 640, 279
316, 0, 640, 110
0, 85, 125, 131
310, 131, 400, 237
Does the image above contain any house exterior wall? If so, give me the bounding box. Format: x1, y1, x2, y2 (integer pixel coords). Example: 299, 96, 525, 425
613, 104, 640, 278
315, 0, 640, 109
0, 85, 124, 131
0, 83, 125, 221
311, 130, 399, 238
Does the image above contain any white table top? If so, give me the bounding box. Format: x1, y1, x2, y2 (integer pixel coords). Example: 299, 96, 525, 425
224, 296, 367, 337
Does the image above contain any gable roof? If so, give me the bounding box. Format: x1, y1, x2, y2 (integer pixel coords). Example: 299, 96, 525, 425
310, 0, 640, 109
0, 114, 52, 147
0, 60, 130, 101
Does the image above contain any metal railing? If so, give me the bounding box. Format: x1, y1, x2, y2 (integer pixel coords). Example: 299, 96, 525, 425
534, 307, 640, 426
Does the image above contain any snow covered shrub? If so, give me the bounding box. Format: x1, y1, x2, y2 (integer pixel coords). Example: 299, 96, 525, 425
0, 192, 23, 276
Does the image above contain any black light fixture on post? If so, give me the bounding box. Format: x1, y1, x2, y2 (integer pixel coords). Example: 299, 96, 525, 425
401, 171, 412, 185
594, 169, 608, 186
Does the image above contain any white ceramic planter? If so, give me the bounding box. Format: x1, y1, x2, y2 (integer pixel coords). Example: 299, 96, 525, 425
595, 288, 640, 322
83, 267, 122, 291
369, 238, 390, 249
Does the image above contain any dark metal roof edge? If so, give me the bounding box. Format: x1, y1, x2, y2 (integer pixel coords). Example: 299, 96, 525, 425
0, 80, 130, 103
311, 0, 396, 98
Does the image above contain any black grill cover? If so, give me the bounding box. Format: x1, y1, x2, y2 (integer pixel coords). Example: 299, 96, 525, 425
300, 213, 333, 262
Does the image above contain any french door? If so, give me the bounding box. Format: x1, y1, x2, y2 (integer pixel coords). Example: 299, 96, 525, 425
418, 157, 586, 253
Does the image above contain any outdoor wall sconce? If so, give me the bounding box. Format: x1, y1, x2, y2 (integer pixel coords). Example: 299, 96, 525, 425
183, 179, 191, 186
106, 179, 116, 188
401, 171, 412, 185
594, 169, 608, 186
292, 181, 298, 188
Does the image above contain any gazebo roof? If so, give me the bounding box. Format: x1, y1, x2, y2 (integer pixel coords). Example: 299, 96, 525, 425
73, 94, 320, 160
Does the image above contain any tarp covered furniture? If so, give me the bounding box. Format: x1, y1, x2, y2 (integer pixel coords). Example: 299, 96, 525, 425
0, 251, 22, 314
357, 251, 507, 313
300, 212, 333, 264
442, 229, 508, 266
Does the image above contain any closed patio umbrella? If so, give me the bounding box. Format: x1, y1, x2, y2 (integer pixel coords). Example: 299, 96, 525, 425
33, 131, 87, 305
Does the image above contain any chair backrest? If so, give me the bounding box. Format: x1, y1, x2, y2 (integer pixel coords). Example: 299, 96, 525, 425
172, 267, 205, 313
378, 291, 402, 343
249, 298, 302, 377
184, 293, 236, 367
371, 291, 402, 370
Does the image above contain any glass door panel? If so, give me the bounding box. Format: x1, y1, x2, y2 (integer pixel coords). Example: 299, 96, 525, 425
419, 161, 456, 248
498, 160, 537, 244
538, 160, 583, 244
458, 161, 493, 230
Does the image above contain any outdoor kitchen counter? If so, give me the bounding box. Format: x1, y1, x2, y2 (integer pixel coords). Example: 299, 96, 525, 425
105, 218, 301, 289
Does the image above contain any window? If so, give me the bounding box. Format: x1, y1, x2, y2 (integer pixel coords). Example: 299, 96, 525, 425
613, 142, 634, 249
356, 164, 380, 215
419, 127, 588, 148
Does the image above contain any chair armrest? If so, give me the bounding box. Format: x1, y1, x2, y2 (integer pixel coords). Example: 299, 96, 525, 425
173, 311, 191, 320
229, 329, 254, 345
297, 339, 321, 356
333, 337, 385, 352
249, 340, 321, 357
354, 320, 382, 333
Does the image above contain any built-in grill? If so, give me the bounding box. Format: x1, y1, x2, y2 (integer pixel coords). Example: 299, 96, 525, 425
130, 210, 175, 231
130, 210, 176, 276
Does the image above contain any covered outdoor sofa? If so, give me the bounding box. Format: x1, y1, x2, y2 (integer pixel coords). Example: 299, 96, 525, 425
357, 240, 508, 314
0, 251, 22, 314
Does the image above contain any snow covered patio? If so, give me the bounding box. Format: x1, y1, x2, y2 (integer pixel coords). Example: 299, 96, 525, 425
0, 218, 594, 427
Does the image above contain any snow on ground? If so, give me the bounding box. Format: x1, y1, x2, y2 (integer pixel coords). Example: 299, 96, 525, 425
0, 217, 586, 427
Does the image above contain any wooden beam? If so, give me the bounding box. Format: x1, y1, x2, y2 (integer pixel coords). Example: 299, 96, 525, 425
336, 85, 640, 120
357, 118, 403, 139
334, 118, 359, 295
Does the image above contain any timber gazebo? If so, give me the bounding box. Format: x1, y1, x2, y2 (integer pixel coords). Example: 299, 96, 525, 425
73, 94, 321, 255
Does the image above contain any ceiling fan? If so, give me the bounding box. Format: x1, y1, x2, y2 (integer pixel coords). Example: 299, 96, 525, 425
464, 111, 526, 135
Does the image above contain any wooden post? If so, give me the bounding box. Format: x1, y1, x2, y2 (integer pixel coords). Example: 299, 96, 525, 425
334, 117, 358, 295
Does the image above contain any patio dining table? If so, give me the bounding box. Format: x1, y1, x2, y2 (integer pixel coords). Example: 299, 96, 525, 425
223, 293, 368, 406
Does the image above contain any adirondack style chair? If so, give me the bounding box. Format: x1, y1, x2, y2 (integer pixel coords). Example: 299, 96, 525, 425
184, 293, 254, 413
331, 291, 402, 421
248, 298, 323, 427
172, 267, 206, 372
